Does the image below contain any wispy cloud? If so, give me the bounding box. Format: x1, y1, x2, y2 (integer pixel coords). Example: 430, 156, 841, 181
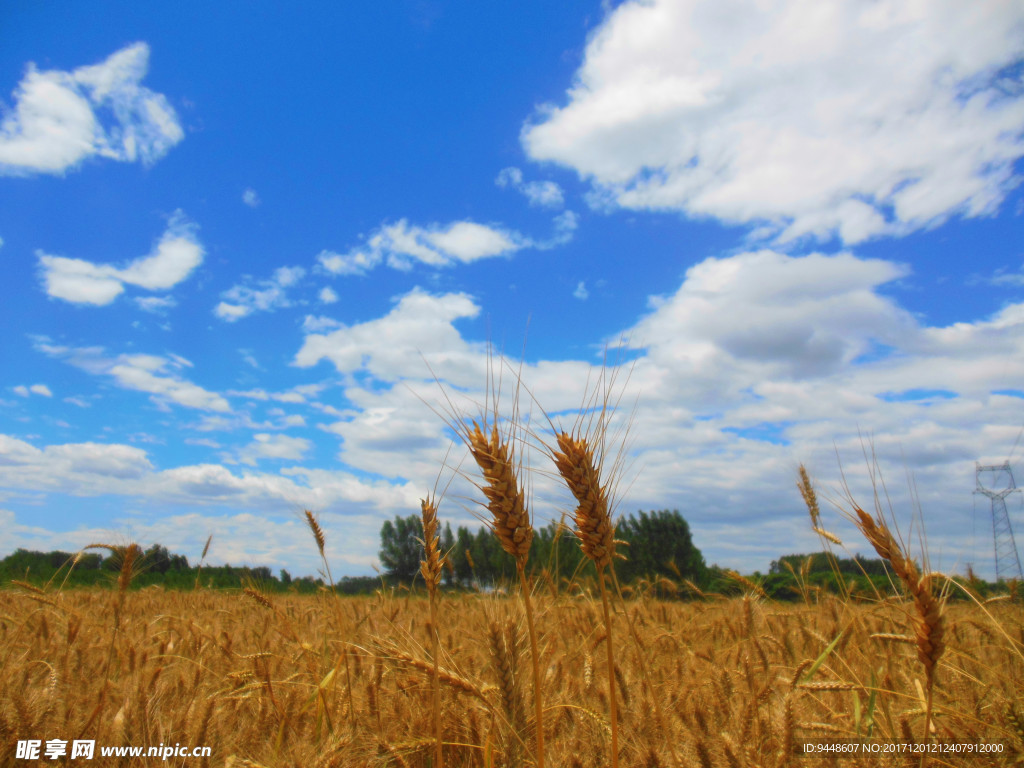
523, 0, 1024, 245
214, 266, 305, 322
318, 219, 524, 276
38, 212, 203, 306
135, 295, 178, 314
35, 341, 230, 412
234, 433, 312, 466
13, 384, 53, 398
496, 166, 565, 208
242, 188, 260, 207
0, 42, 184, 176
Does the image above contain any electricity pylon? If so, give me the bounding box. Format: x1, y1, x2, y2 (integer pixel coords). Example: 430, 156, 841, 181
975, 462, 1024, 582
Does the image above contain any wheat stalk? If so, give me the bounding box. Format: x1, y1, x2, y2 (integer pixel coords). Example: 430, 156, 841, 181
552, 429, 621, 768
463, 416, 545, 768
420, 496, 444, 768
851, 505, 946, 765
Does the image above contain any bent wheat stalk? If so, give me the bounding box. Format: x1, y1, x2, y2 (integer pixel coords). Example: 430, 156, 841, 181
851, 505, 945, 766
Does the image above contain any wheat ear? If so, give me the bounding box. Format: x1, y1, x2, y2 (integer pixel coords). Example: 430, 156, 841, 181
552, 430, 620, 768
852, 506, 945, 762
465, 418, 544, 768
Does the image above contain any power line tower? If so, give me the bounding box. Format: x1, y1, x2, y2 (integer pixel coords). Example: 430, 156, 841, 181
975, 462, 1024, 582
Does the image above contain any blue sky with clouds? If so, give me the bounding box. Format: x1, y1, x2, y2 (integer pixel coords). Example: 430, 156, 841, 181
2, 0, 1023, 580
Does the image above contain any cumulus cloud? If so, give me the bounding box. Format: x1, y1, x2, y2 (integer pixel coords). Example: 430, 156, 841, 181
522, 0, 1024, 244
38, 212, 203, 305
294, 288, 484, 386
319, 286, 338, 304
628, 249, 914, 382
291, 250, 1024, 576
573, 281, 589, 300
0, 436, 420, 575
0, 436, 154, 483
318, 218, 524, 276
242, 188, 260, 207
12, 250, 1024, 577
35, 342, 230, 412
215, 265, 306, 322
0, 42, 184, 176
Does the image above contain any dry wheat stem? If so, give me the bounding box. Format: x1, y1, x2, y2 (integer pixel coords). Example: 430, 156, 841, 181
552, 430, 621, 768
420, 496, 444, 768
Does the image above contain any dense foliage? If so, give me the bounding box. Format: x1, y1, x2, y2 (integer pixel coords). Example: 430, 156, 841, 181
379, 508, 708, 589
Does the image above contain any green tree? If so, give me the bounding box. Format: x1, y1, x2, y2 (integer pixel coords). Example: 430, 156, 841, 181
616, 509, 707, 586
379, 514, 422, 581
440, 522, 455, 586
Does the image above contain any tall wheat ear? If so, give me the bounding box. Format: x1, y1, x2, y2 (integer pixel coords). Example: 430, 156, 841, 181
421, 345, 546, 768
833, 456, 947, 767
530, 344, 681, 768
85, 542, 144, 683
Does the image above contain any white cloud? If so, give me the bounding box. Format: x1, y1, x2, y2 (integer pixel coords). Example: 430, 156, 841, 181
989, 264, 1024, 287
227, 384, 324, 406
573, 281, 589, 300
293, 251, 1024, 577
38, 212, 203, 305
294, 287, 484, 386
496, 166, 565, 208
214, 265, 305, 322
522, 0, 1024, 244
37, 254, 125, 305
135, 295, 177, 313
318, 218, 523, 275
495, 167, 523, 188
11, 250, 1024, 578
242, 188, 260, 207
302, 315, 343, 333
12, 384, 52, 397
0, 42, 183, 176
319, 286, 338, 304
0, 436, 420, 564
0, 436, 154, 484
627, 250, 914, 385
236, 433, 312, 466
35, 342, 230, 412
213, 302, 249, 321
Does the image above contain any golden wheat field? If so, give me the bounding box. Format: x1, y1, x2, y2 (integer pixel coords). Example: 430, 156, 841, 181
1, 579, 1022, 768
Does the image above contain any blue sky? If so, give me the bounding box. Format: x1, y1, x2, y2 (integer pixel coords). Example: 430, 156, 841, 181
2, 0, 1023, 580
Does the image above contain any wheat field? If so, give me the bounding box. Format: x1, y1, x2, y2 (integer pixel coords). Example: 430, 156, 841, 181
1, 570, 1022, 767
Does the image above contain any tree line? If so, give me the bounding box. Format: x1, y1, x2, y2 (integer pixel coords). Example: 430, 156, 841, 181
380, 508, 708, 589
1, 515, 1011, 600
